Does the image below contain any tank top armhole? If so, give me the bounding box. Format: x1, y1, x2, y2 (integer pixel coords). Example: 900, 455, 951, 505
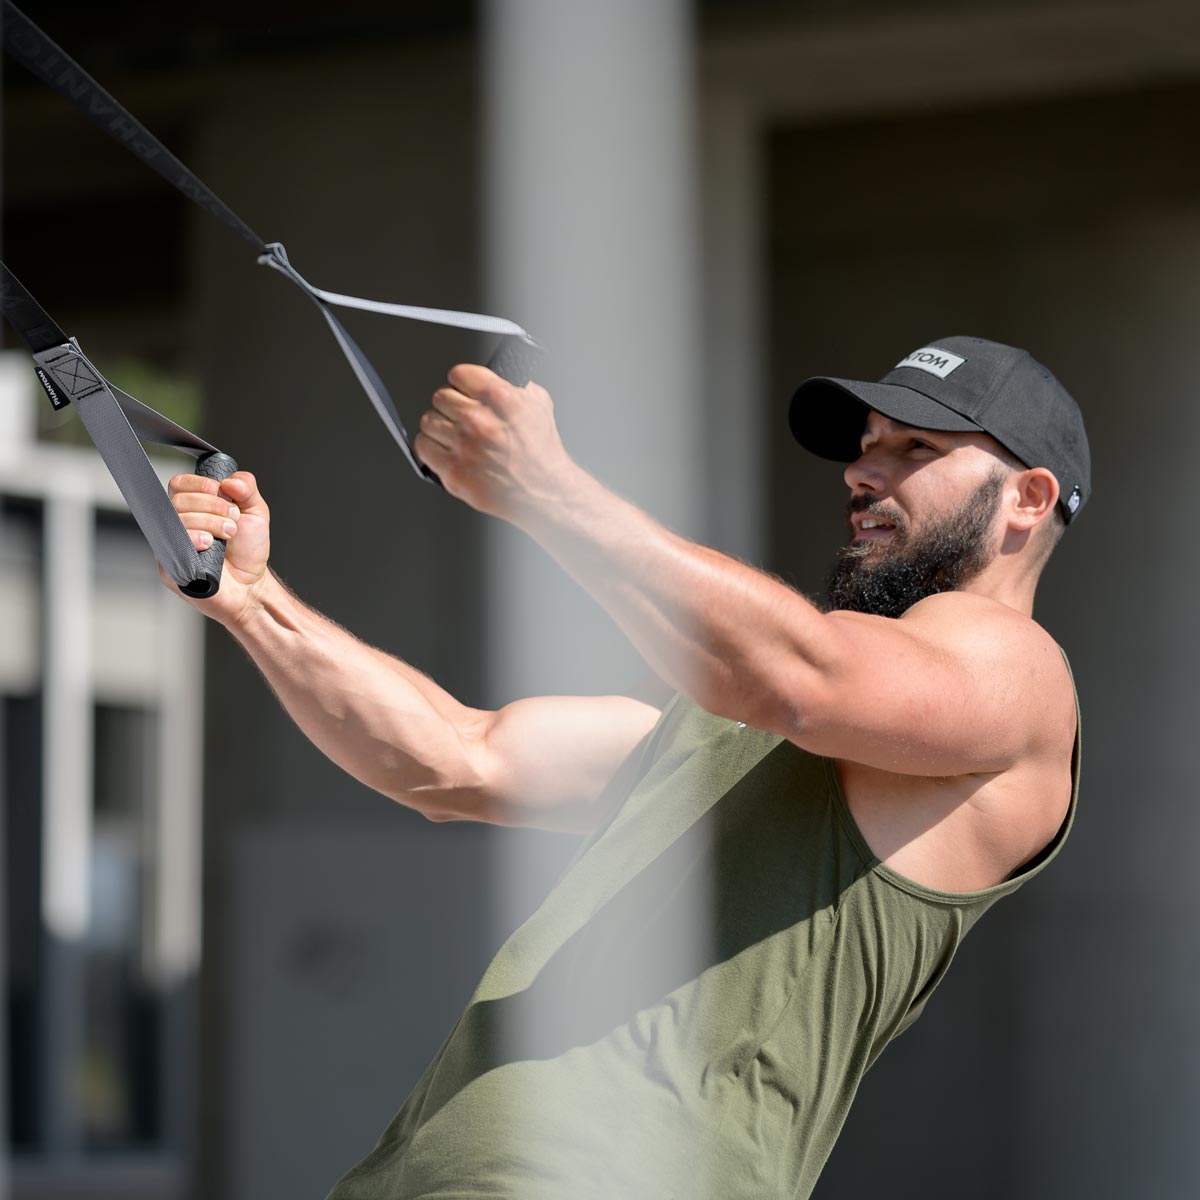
566, 691, 689, 867
822, 642, 1081, 907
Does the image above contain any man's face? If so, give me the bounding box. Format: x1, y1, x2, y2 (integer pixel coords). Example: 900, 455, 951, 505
823, 412, 1011, 618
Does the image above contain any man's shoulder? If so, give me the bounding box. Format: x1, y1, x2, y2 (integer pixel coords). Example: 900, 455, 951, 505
900, 592, 1075, 756
821, 589, 1063, 699
899, 590, 1056, 654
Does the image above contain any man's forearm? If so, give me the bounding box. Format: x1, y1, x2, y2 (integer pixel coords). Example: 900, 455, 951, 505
410, 363, 834, 733
510, 463, 832, 730
224, 570, 487, 818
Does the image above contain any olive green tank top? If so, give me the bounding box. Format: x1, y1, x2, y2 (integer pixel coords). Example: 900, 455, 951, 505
327, 648, 1080, 1200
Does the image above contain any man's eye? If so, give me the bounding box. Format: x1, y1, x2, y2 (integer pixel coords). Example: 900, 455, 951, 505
910, 439, 936, 452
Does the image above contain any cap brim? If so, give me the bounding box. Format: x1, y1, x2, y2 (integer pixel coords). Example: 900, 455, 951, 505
789, 377, 985, 462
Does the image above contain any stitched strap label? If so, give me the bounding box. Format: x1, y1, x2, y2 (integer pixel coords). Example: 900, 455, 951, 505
33, 344, 107, 410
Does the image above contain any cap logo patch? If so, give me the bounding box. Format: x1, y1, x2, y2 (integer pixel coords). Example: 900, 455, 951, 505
1067, 486, 1081, 514
896, 346, 966, 380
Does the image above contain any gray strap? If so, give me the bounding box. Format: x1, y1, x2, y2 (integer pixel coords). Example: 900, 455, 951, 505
258, 243, 529, 338
309, 302, 434, 480
258, 242, 541, 483
306, 287, 528, 338
108, 382, 218, 457
34, 341, 207, 589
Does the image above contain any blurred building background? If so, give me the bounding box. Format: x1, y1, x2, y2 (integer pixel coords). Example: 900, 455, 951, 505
1, 1, 1198, 1198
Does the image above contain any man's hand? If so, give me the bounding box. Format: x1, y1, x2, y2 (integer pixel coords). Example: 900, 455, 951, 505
413, 364, 578, 521
158, 470, 271, 627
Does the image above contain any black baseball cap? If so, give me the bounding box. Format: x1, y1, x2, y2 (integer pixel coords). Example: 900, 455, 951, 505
788, 336, 1090, 524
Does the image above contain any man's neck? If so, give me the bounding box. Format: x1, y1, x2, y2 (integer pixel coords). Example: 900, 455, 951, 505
962, 568, 1037, 618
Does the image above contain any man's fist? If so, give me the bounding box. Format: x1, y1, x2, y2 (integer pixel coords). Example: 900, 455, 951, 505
413, 364, 575, 521
159, 469, 271, 627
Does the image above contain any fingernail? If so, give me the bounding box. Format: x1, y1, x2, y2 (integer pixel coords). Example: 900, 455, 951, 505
200, 533, 213, 547
228, 505, 240, 518
223, 520, 237, 536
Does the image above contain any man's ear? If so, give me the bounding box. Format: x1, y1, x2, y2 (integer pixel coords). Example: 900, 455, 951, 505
1010, 467, 1059, 533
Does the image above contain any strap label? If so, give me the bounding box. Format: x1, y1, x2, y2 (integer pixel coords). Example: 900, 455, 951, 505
896, 346, 966, 380
34, 366, 69, 411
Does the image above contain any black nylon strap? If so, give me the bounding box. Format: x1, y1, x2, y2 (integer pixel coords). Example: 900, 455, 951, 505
2, 1, 268, 253
0, 260, 70, 353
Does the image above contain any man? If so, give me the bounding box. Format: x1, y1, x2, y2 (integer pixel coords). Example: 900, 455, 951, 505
162, 334, 1086, 1198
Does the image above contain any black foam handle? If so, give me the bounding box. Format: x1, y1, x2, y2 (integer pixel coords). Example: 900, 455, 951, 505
181, 451, 239, 598
486, 333, 543, 386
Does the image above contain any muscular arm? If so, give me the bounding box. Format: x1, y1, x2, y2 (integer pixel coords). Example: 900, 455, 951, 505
511, 471, 1059, 776
228, 570, 661, 829
162, 470, 661, 831
416, 366, 1062, 779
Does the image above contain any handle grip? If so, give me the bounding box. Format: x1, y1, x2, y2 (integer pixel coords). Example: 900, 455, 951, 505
486, 333, 543, 386
181, 451, 239, 598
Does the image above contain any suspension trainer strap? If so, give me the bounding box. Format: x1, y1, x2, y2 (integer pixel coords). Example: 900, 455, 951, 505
1, 1, 544, 485
2, 2, 268, 253
0, 261, 237, 598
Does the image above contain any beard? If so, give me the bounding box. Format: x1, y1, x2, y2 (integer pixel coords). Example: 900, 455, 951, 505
823, 469, 1006, 619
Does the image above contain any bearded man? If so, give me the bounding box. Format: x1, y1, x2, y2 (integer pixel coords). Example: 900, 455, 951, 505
163, 335, 1087, 1199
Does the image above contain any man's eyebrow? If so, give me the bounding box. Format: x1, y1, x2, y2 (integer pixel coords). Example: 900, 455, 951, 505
859, 423, 944, 450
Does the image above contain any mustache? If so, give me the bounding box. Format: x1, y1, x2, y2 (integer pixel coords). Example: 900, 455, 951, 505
845, 494, 905, 531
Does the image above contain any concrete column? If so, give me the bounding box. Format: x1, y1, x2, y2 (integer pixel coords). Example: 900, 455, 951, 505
482, 5, 722, 1194
482, 0, 704, 703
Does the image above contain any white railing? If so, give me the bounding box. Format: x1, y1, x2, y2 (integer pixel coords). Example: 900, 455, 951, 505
0, 351, 203, 1196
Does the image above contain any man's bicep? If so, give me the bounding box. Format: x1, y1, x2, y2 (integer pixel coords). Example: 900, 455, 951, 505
782, 597, 1052, 777
472, 693, 663, 833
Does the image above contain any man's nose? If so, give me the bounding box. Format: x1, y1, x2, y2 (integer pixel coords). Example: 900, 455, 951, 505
843, 449, 887, 494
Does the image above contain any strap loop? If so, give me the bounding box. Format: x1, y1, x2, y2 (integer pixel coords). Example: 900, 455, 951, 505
258, 243, 530, 339
33, 340, 234, 594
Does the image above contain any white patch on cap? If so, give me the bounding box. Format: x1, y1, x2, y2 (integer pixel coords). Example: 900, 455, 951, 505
896, 346, 966, 380
1067, 487, 1081, 513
